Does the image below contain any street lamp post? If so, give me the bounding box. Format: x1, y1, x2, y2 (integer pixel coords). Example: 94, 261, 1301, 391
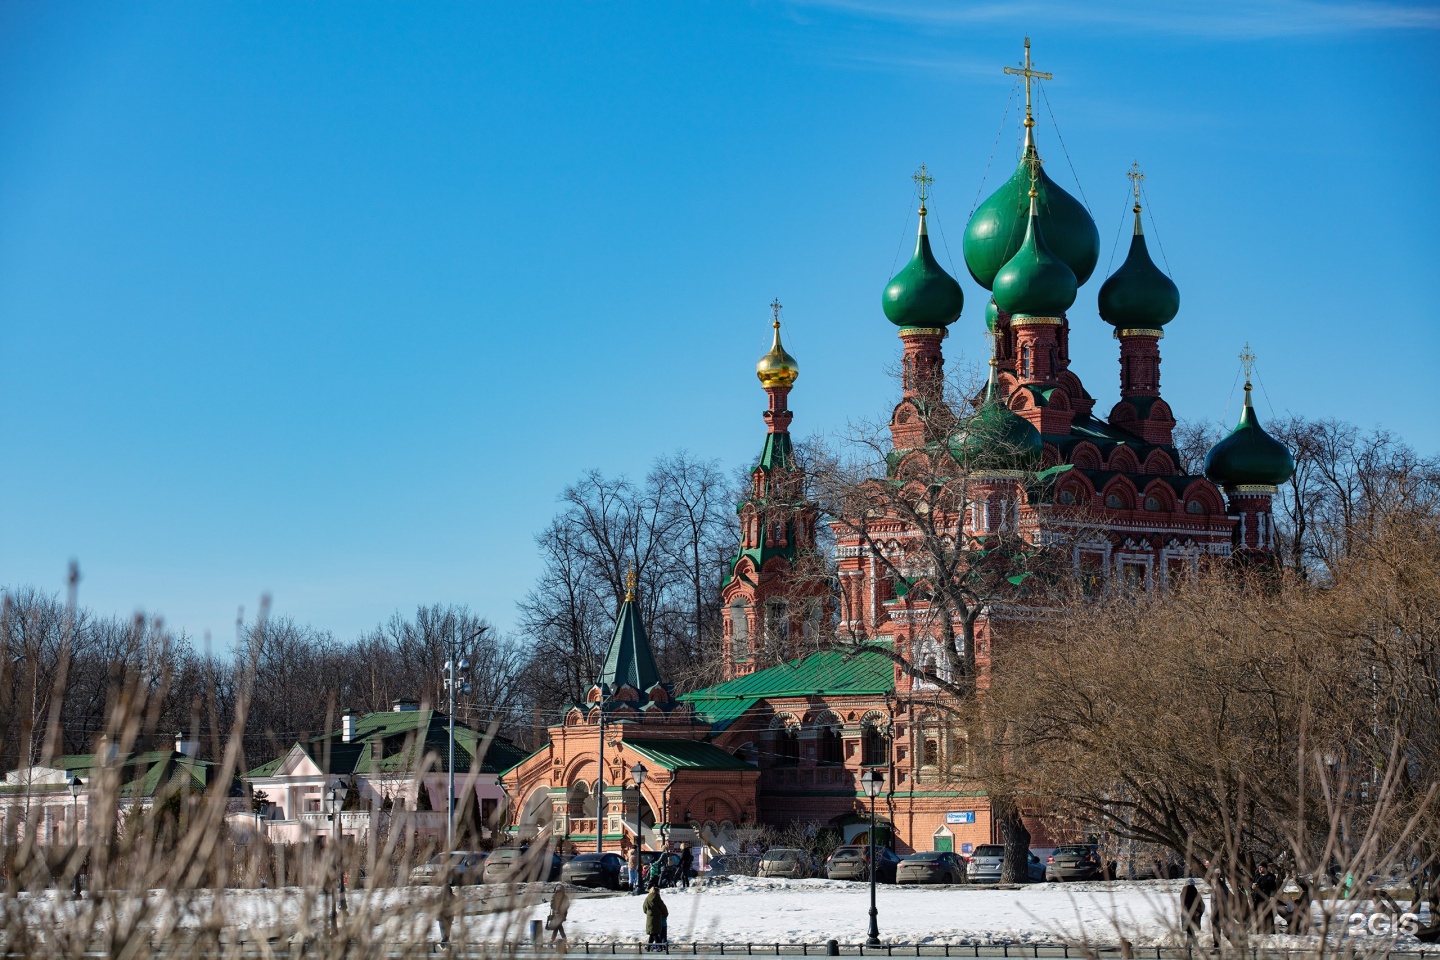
68, 776, 83, 900
329, 779, 348, 922
861, 768, 885, 947
630, 762, 648, 894
443, 631, 476, 853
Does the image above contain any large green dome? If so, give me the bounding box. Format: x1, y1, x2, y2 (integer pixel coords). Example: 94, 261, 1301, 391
1098, 207, 1179, 328
883, 209, 964, 329
1204, 386, 1295, 488
950, 370, 1044, 472
963, 143, 1100, 290
991, 198, 1078, 319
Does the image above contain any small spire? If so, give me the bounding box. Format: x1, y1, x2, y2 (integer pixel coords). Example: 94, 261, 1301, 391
1004, 38, 1052, 155
913, 163, 934, 223
1127, 162, 1146, 233
1238, 343, 1257, 400
623, 567, 637, 602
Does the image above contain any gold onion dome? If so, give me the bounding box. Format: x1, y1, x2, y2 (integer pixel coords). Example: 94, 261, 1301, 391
756, 317, 799, 388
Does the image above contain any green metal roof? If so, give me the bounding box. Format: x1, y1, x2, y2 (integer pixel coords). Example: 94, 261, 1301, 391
597, 597, 663, 695
681, 648, 895, 731
625, 738, 756, 771
245, 709, 528, 779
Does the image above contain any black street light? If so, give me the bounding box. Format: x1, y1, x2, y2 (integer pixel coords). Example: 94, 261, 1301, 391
630, 761, 648, 894
68, 776, 83, 900
328, 778, 348, 934
861, 768, 885, 947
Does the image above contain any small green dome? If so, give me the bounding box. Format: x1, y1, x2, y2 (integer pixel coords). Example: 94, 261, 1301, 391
1098, 207, 1180, 328
950, 370, 1044, 471
882, 209, 964, 328
1204, 386, 1295, 487
963, 143, 1100, 290
991, 199, 1077, 319
984, 297, 1000, 333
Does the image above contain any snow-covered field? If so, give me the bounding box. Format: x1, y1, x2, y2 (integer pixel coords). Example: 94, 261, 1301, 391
514, 877, 1188, 946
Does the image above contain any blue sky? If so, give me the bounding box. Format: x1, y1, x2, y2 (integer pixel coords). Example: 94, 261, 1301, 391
2, 1, 1436, 647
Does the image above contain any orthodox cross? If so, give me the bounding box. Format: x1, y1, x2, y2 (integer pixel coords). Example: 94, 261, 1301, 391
770, 297, 783, 328
1238, 343, 1257, 383
1003, 37, 1052, 125
624, 567, 637, 602
913, 163, 933, 204
984, 326, 1002, 367
1127, 163, 1145, 204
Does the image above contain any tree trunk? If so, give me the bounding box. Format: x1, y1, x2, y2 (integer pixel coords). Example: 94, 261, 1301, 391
996, 796, 1031, 883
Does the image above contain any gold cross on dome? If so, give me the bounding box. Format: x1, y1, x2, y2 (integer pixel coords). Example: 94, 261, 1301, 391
624, 567, 637, 602
1127, 163, 1145, 204
1238, 343, 1257, 381
912, 163, 933, 204
770, 298, 783, 327
1003, 37, 1052, 124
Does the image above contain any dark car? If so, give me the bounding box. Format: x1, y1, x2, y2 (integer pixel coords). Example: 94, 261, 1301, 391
1045, 844, 1104, 882
408, 850, 488, 886
825, 845, 900, 883
561, 852, 625, 889
482, 845, 563, 884
897, 851, 966, 884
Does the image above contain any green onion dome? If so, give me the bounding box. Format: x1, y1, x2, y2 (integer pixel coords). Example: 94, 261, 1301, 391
991, 193, 1078, 320
882, 204, 964, 329
984, 297, 1000, 333
963, 136, 1100, 290
950, 367, 1044, 471
1098, 205, 1179, 328
1203, 383, 1295, 488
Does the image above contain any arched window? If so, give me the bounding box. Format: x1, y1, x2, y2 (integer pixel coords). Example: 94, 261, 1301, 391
775, 726, 800, 766
729, 600, 749, 661
817, 723, 842, 765
861, 721, 887, 767
1021, 344, 1032, 379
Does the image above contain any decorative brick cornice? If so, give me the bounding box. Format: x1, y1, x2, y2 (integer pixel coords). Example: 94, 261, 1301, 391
1008, 316, 1063, 327
1115, 328, 1164, 339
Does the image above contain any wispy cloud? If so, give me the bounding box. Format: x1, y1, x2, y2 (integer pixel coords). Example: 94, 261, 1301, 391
784, 0, 1440, 39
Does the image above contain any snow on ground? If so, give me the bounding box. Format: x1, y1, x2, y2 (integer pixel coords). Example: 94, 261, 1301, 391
510, 877, 1188, 946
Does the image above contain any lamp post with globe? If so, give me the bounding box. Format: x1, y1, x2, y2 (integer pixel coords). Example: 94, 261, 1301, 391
861, 768, 885, 947
68, 776, 83, 900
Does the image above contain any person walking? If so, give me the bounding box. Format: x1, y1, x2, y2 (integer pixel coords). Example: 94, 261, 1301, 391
643, 881, 669, 952
546, 885, 571, 942
679, 844, 694, 889
1180, 880, 1205, 952
1253, 863, 1279, 933
437, 882, 457, 948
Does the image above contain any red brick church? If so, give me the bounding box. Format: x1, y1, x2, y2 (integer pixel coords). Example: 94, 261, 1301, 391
502, 40, 1295, 859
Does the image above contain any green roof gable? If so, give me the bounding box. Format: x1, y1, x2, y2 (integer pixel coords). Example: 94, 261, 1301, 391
625, 738, 756, 771
597, 597, 663, 695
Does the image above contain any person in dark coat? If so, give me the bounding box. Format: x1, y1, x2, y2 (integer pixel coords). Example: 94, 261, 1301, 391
1181, 880, 1205, 946
679, 845, 695, 889
1253, 863, 1279, 933
1209, 876, 1231, 948
437, 882, 457, 947
644, 882, 669, 952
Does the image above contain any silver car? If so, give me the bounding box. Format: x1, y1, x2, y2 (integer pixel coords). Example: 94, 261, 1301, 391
757, 847, 816, 879
965, 844, 1005, 882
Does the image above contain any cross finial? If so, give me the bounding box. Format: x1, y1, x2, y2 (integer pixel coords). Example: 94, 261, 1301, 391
983, 326, 1002, 366
770, 297, 783, 329
912, 163, 933, 208
1238, 343, 1257, 386
1002, 37, 1053, 129
624, 567, 637, 602
1127, 162, 1145, 206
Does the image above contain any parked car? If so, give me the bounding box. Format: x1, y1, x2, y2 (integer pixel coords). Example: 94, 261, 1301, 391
1045, 844, 1104, 882
965, 844, 1006, 882
408, 850, 487, 886
483, 845, 563, 884
1025, 852, 1047, 882
825, 845, 900, 883
897, 851, 966, 884
757, 847, 817, 879
561, 852, 625, 889
702, 854, 761, 879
